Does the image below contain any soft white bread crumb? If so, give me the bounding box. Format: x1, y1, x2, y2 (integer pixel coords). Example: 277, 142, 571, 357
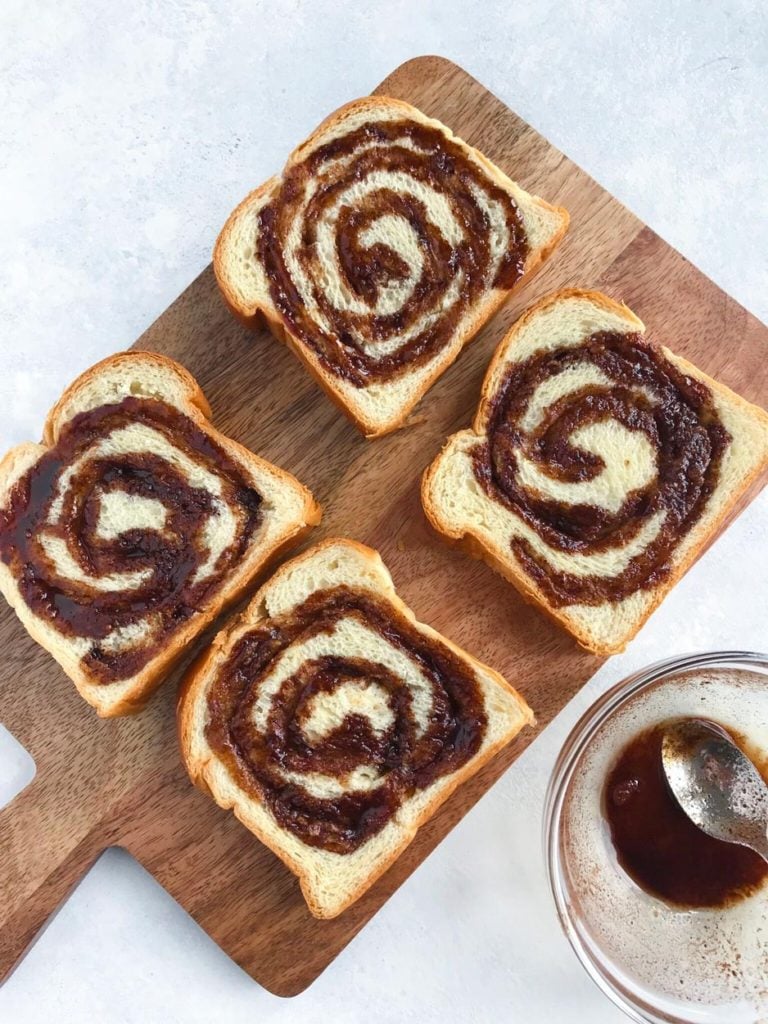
422, 289, 768, 654
0, 351, 321, 716
214, 96, 569, 437
178, 538, 533, 918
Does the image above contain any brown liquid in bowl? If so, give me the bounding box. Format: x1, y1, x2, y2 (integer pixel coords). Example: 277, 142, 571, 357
603, 722, 768, 908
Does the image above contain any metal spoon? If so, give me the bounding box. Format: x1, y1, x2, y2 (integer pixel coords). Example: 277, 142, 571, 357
661, 718, 768, 863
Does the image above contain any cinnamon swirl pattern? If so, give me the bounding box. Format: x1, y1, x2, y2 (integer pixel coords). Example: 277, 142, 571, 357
473, 330, 730, 607
0, 396, 263, 684
256, 116, 529, 386
423, 289, 768, 653
205, 585, 487, 854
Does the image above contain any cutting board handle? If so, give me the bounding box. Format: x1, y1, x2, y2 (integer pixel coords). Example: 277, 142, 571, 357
0, 779, 105, 983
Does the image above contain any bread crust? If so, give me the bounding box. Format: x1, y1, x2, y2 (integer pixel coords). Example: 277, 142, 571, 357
213, 96, 569, 438
422, 288, 768, 655
177, 537, 533, 918
0, 351, 321, 716
44, 349, 213, 445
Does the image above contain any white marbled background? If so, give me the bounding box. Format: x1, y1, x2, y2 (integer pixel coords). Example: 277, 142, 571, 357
0, 1, 766, 1021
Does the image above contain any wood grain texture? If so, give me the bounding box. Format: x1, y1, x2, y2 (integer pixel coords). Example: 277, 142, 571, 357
1, 56, 766, 996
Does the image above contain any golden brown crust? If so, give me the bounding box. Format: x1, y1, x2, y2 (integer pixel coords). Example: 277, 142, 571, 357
212, 177, 279, 327
212, 96, 569, 439
421, 289, 768, 656
177, 537, 533, 918
0, 351, 321, 716
177, 644, 222, 786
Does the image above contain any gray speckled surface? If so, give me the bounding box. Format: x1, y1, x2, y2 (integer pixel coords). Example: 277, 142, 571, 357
1, 2, 766, 1021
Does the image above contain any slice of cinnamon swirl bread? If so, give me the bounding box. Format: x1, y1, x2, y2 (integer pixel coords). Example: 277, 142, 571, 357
214, 96, 569, 438
0, 352, 320, 716
422, 289, 768, 655
178, 538, 532, 918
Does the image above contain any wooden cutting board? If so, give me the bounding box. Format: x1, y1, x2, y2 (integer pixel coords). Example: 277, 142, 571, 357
1, 56, 767, 997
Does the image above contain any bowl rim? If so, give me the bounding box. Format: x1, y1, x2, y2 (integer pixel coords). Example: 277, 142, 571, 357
543, 650, 768, 1024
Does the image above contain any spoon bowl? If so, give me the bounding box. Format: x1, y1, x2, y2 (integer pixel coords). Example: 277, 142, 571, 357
661, 718, 768, 862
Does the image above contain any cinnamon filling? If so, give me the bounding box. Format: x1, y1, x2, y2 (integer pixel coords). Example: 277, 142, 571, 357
0, 397, 263, 683
258, 119, 529, 385
472, 331, 730, 606
205, 586, 487, 853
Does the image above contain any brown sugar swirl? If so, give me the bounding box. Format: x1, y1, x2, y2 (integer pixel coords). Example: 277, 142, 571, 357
0, 396, 263, 683
204, 585, 487, 853
257, 118, 529, 385
472, 331, 731, 606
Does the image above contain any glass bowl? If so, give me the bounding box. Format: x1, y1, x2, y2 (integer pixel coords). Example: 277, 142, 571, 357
544, 651, 768, 1024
